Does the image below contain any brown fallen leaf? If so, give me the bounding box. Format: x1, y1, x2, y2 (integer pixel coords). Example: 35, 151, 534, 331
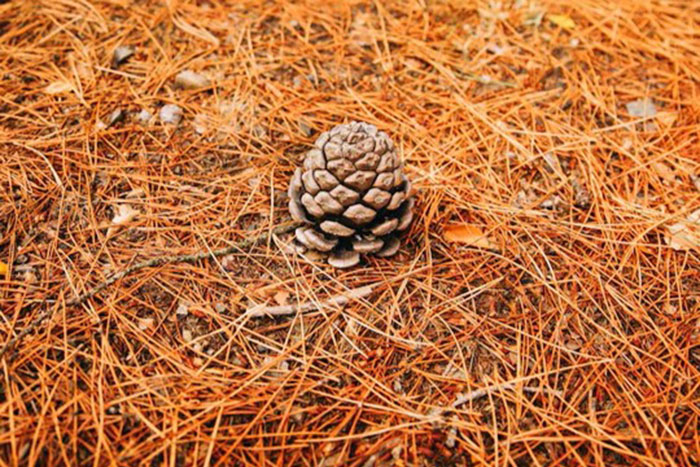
273, 290, 291, 306
652, 161, 676, 182
656, 111, 677, 128
666, 209, 700, 251
444, 224, 497, 250
0, 261, 8, 276
107, 204, 140, 236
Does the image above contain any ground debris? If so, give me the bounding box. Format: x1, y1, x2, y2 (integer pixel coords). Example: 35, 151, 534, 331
626, 98, 657, 118
175, 70, 211, 90
113, 45, 134, 67
2, 0, 697, 464
159, 104, 182, 124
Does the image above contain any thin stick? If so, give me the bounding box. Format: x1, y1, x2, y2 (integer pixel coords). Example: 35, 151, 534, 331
0, 223, 301, 360
451, 383, 562, 408
244, 285, 375, 318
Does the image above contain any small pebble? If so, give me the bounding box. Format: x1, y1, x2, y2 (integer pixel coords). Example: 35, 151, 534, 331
176, 302, 189, 316
106, 108, 124, 127
175, 70, 211, 90
136, 109, 152, 124
160, 104, 182, 125
626, 98, 657, 118
113, 45, 134, 67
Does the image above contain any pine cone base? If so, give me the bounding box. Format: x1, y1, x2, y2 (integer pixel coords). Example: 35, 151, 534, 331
288, 121, 414, 268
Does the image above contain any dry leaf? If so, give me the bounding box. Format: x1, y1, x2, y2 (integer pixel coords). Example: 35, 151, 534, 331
108, 204, 140, 235
444, 224, 496, 250
666, 209, 700, 251
0, 261, 8, 275
655, 111, 677, 128
548, 14, 576, 30
45, 81, 73, 94
273, 290, 291, 306
652, 162, 675, 182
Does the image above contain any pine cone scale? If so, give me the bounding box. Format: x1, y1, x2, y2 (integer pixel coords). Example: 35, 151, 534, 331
330, 185, 360, 206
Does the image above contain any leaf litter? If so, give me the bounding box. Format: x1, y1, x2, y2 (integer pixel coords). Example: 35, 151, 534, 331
0, 0, 698, 465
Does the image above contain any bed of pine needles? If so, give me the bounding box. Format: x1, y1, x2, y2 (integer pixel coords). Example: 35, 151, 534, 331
1, 0, 699, 465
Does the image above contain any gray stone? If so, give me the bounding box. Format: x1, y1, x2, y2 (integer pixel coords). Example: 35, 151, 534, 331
159, 104, 182, 125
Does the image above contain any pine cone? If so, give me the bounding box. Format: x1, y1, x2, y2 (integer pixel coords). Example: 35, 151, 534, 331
288, 121, 414, 268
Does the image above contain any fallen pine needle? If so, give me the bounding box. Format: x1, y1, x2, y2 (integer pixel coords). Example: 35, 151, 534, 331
0, 222, 301, 360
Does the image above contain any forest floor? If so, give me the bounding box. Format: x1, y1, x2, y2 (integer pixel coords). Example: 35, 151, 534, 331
1, 0, 699, 465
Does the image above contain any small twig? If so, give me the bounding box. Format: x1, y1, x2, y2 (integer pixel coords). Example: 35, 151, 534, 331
426, 382, 564, 426
452, 383, 563, 408
0, 222, 301, 360
244, 285, 375, 318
